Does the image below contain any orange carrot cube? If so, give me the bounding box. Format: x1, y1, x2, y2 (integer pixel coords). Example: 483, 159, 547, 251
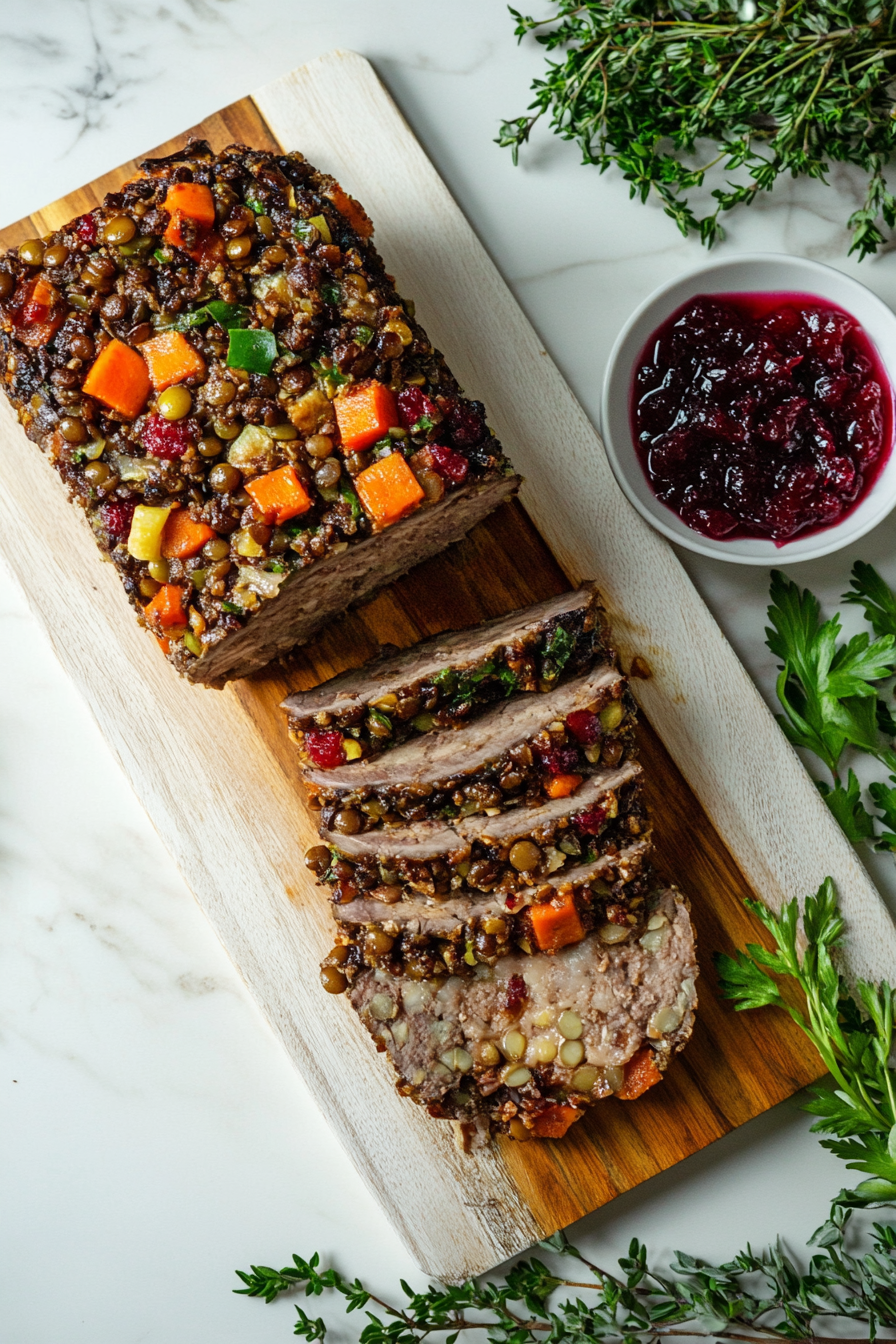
140, 330, 206, 391
163, 182, 216, 257
528, 891, 586, 953
143, 583, 188, 631
335, 380, 399, 452
161, 508, 216, 560
326, 183, 374, 239
245, 464, 312, 525
616, 1047, 663, 1101
530, 1105, 582, 1139
82, 339, 151, 419
355, 452, 424, 529
545, 772, 583, 800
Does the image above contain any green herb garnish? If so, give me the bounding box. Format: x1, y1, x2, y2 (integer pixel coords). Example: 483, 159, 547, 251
244, 190, 265, 216
354, 324, 374, 346
410, 414, 433, 435
499, 1, 896, 258
544, 624, 574, 673
320, 280, 341, 306
167, 301, 250, 334
221, 601, 242, 614
338, 479, 362, 522
311, 360, 350, 391
226, 327, 278, 376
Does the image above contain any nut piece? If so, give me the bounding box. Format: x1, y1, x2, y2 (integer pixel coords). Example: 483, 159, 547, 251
368, 993, 397, 1021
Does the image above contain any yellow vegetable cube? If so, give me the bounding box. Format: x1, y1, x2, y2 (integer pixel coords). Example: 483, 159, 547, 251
234, 528, 265, 559
127, 505, 171, 562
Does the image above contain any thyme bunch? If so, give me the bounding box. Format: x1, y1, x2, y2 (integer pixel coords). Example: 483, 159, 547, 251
498, 1, 896, 258
236, 880, 896, 1342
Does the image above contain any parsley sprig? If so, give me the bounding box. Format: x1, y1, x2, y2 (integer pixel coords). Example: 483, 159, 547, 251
766, 567, 896, 846
499, 1, 896, 257
236, 880, 896, 1343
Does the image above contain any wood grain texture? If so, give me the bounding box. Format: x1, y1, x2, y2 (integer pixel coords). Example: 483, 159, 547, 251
0, 51, 887, 1278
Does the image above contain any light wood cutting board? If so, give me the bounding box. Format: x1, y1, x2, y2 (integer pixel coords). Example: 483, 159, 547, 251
2, 50, 894, 1279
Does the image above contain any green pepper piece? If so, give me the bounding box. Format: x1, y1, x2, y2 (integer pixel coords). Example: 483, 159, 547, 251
226, 327, 278, 376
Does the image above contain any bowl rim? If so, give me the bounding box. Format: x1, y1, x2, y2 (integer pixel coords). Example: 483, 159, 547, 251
599, 252, 896, 565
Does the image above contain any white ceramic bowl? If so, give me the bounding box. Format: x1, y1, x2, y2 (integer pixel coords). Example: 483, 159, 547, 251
600, 253, 896, 564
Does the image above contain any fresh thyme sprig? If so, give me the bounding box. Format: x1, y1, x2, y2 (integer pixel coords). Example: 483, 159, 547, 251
498, 1, 896, 258
766, 565, 896, 847
237, 880, 896, 1342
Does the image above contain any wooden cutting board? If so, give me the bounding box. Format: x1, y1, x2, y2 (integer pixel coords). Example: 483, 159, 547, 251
2, 50, 895, 1280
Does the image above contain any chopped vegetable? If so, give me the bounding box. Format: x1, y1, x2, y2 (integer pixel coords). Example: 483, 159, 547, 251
307, 213, 332, 244
140, 330, 206, 391
161, 507, 216, 560
162, 182, 216, 257
82, 339, 151, 419
355, 452, 424, 529
226, 327, 278, 376
528, 892, 585, 953
616, 1046, 663, 1100
167, 300, 249, 333
143, 583, 189, 631
529, 1104, 582, 1138
245, 465, 312, 526
325, 184, 374, 238
127, 504, 172, 561
335, 380, 400, 453
545, 772, 582, 800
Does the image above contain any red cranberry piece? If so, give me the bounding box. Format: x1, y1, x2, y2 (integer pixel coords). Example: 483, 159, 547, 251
537, 744, 580, 775
566, 709, 601, 745
99, 499, 136, 542
446, 399, 486, 447
574, 804, 608, 835
429, 441, 469, 484
680, 505, 738, 539
503, 973, 528, 1016
76, 214, 98, 244
141, 414, 197, 459
397, 387, 437, 431
305, 729, 347, 769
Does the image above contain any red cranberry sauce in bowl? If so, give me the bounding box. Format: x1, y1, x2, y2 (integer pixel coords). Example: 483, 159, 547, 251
631, 292, 894, 544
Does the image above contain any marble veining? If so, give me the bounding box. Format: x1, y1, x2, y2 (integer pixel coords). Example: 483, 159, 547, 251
1, 3, 892, 1338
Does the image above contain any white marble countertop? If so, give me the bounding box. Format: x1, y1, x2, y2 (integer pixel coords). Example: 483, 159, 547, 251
1, 3, 892, 1339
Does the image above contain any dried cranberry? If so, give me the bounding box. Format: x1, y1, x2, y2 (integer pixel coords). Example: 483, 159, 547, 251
575, 804, 608, 835
566, 709, 601, 745
305, 729, 347, 770
504, 973, 528, 1016
141, 414, 197, 459
397, 387, 437, 431
99, 499, 136, 542
537, 744, 580, 776
76, 214, 98, 244
429, 441, 469, 484
446, 398, 486, 446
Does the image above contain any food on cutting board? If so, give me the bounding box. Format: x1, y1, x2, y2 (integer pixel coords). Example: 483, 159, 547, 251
283, 586, 612, 764
290, 587, 698, 1144
0, 139, 518, 686
633, 293, 893, 543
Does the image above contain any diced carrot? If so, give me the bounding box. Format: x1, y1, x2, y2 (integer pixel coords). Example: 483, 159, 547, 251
528, 891, 586, 953
545, 772, 583, 800
163, 181, 216, 228
245, 464, 312, 525
140, 330, 206, 391
335, 380, 399, 452
530, 1105, 582, 1139
163, 182, 216, 258
143, 583, 188, 631
156, 635, 171, 655
161, 507, 216, 560
616, 1047, 663, 1101
355, 452, 424, 529
82, 339, 151, 418
326, 183, 374, 239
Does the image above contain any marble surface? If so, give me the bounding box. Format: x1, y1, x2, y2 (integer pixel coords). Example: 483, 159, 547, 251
0, 2, 892, 1338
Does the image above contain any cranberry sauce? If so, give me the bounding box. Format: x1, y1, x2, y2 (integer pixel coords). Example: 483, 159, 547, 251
631, 292, 894, 543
